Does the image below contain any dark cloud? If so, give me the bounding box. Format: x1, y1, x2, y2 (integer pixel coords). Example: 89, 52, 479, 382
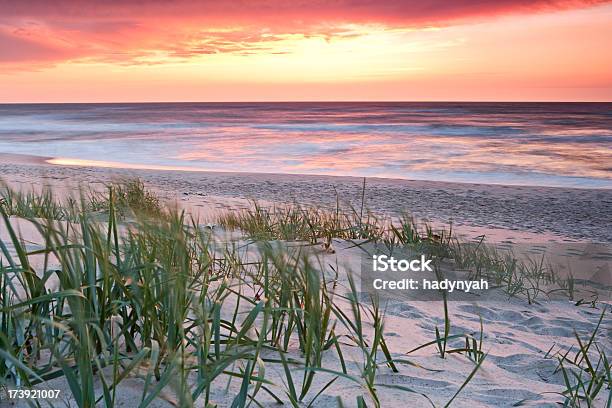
0, 1, 608, 25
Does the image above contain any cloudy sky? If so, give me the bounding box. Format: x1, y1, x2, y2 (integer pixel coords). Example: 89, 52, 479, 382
1, 0, 611, 102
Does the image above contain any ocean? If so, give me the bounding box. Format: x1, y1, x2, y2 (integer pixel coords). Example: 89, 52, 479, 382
0, 102, 610, 188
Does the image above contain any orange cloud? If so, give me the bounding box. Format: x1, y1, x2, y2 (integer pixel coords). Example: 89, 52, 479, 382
0, 0, 609, 67
0, 1, 610, 101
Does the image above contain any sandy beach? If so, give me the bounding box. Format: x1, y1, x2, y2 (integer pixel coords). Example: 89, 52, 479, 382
1, 152, 610, 407
1, 210, 610, 407
2, 153, 611, 243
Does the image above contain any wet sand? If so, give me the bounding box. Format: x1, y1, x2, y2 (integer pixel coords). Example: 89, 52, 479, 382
1, 153, 610, 243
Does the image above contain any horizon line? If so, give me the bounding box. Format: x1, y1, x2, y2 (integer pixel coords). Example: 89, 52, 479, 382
1, 99, 611, 105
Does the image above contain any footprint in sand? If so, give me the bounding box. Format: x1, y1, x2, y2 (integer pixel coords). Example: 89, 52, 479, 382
472, 388, 547, 407
375, 374, 452, 390
456, 304, 500, 321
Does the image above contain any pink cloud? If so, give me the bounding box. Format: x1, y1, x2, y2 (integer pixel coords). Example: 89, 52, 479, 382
0, 0, 609, 67
2, 1, 609, 25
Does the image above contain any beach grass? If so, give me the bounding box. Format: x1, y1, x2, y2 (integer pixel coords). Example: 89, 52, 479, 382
0, 180, 609, 407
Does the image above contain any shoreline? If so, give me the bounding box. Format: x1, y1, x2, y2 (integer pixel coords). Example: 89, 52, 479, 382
2, 152, 611, 243
3, 152, 611, 191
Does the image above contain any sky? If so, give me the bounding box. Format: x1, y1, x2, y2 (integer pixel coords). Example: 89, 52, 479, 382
1, 0, 611, 102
